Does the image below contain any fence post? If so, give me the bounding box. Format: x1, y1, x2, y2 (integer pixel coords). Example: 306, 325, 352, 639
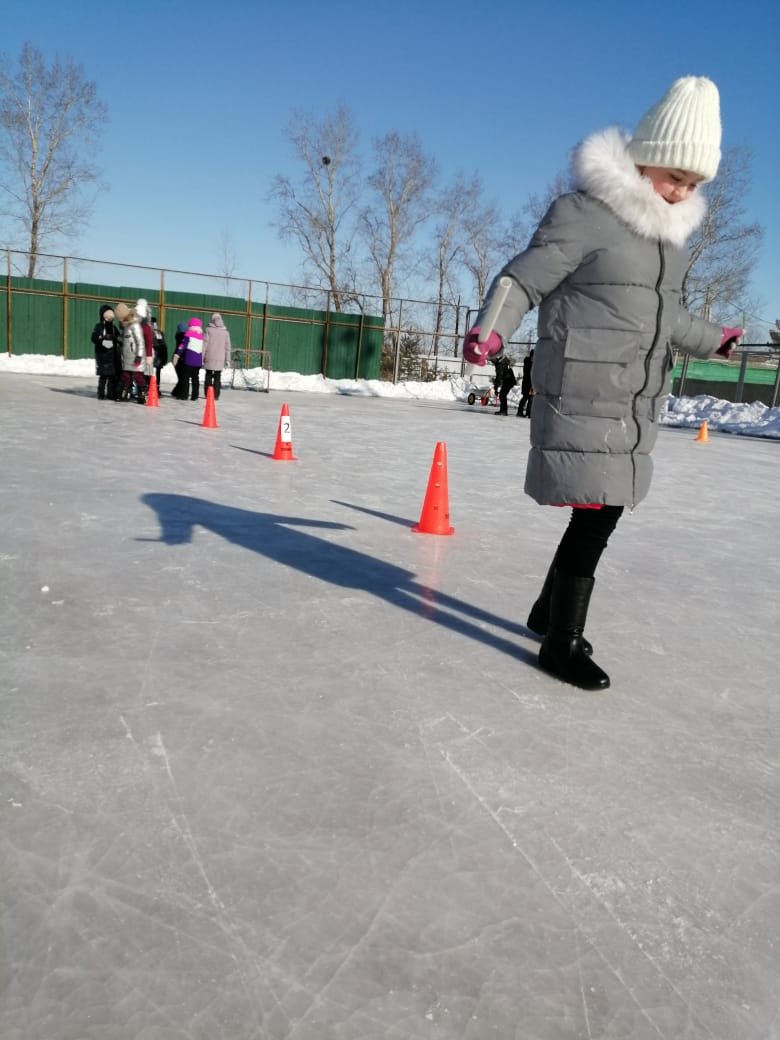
355, 301, 366, 380
771, 352, 780, 409
245, 279, 253, 366
734, 350, 749, 404
392, 299, 404, 384
676, 352, 689, 397
62, 257, 69, 359
5, 250, 11, 356
260, 282, 269, 365
322, 290, 331, 378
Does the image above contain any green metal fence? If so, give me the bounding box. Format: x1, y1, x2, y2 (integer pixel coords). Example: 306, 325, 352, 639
1, 255, 385, 382
672, 349, 780, 408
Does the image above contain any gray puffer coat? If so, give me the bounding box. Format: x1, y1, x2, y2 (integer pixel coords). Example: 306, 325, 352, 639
478, 127, 721, 509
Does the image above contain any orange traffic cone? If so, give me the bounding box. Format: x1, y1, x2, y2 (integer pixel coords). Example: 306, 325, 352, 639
272, 403, 297, 460
412, 442, 454, 535
695, 420, 709, 443
146, 374, 159, 408
201, 385, 218, 428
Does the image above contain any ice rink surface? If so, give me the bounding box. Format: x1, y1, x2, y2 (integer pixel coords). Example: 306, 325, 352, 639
2, 373, 779, 1040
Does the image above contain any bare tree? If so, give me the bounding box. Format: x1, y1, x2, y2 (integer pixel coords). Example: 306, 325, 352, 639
461, 198, 516, 307
681, 147, 763, 321
216, 230, 240, 295
0, 42, 107, 277
361, 131, 437, 324
427, 173, 484, 356
269, 104, 362, 311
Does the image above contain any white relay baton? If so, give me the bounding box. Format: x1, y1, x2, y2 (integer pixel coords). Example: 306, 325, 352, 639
478, 276, 513, 342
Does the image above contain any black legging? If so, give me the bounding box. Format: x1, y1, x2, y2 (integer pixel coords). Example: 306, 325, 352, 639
204, 370, 223, 399
555, 505, 624, 579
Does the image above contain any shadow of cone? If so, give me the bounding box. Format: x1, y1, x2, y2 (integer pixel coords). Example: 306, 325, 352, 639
272, 403, 297, 460
695, 420, 709, 443
146, 375, 159, 408
412, 441, 454, 535
201, 386, 218, 428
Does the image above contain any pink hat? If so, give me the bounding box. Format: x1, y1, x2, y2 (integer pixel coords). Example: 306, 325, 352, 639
188, 316, 202, 327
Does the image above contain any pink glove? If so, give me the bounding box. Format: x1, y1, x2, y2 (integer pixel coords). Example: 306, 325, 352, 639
463, 327, 503, 366
716, 326, 743, 359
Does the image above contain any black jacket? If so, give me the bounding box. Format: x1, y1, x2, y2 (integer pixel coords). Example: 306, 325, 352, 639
494, 358, 516, 393
152, 325, 168, 367
91, 307, 121, 377
521, 354, 533, 395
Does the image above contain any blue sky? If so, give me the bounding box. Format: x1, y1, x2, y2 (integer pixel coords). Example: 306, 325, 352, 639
4, 0, 779, 336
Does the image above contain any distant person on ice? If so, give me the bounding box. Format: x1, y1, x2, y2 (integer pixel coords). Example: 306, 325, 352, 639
90, 304, 120, 401
492, 355, 516, 415
151, 317, 168, 394
170, 322, 188, 400
463, 76, 743, 691
135, 298, 155, 392
516, 350, 534, 417
115, 302, 147, 404
202, 313, 232, 401
174, 317, 204, 401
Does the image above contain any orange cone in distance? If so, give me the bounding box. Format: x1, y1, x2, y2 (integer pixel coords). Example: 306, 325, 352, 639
272, 402, 297, 460
146, 374, 159, 408
413, 441, 454, 536
201, 385, 218, 428
695, 420, 709, 443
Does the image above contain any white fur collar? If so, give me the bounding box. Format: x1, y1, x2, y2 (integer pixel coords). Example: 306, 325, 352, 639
571, 127, 707, 247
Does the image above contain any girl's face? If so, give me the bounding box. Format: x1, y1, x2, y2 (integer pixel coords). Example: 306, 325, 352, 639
639, 166, 704, 204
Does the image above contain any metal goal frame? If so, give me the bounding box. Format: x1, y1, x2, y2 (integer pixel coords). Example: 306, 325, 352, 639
228, 349, 271, 393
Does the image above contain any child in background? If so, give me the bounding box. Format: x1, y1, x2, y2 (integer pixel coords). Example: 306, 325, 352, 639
492, 355, 516, 415
174, 317, 204, 401
516, 350, 534, 418
151, 317, 168, 394
90, 304, 120, 400
463, 76, 743, 691
170, 322, 188, 399
116, 303, 147, 404
202, 312, 232, 400
135, 298, 155, 392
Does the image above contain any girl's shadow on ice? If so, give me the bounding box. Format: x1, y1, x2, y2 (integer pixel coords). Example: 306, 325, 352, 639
141, 493, 537, 663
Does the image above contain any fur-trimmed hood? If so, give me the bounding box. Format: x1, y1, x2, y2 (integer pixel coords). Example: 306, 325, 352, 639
571, 127, 707, 247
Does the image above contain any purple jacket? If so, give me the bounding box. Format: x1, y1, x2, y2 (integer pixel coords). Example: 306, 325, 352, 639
177, 319, 204, 368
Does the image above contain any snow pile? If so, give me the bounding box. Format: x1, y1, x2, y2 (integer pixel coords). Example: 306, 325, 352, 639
662, 394, 780, 440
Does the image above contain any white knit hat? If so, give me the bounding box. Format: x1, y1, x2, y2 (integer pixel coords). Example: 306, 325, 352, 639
135, 297, 150, 319
627, 76, 722, 181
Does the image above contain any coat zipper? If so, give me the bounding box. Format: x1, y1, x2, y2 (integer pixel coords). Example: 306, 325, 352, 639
630, 240, 666, 508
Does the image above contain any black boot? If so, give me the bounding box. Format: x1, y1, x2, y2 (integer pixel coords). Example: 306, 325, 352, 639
538, 572, 609, 690
528, 557, 592, 654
